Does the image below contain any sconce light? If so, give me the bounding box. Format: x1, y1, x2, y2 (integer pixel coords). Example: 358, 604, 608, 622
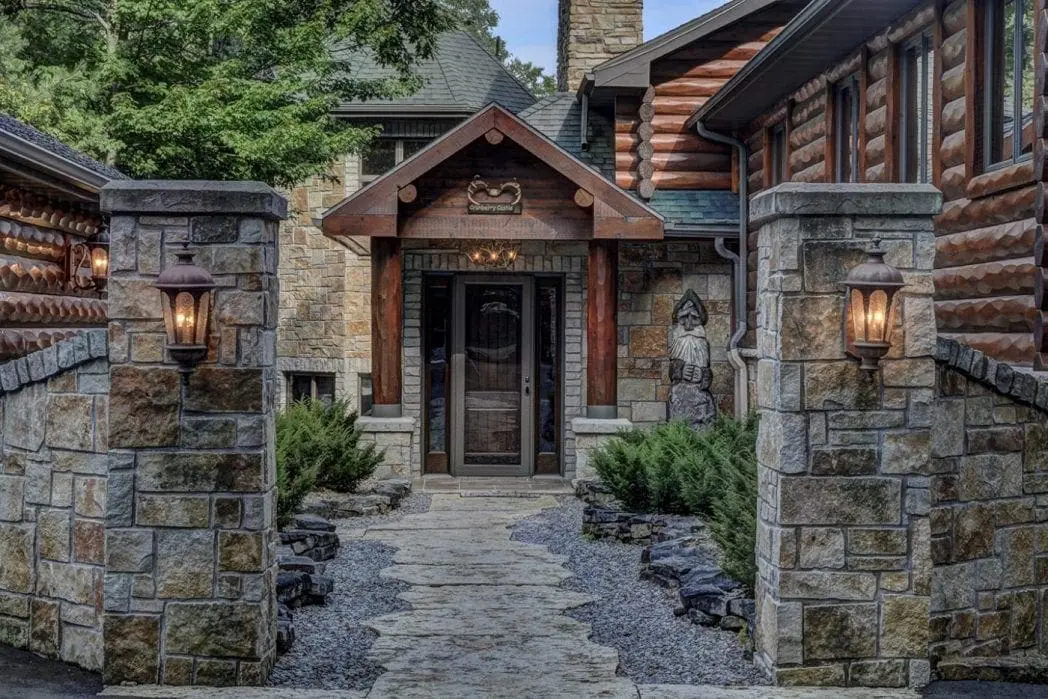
67, 240, 109, 295
458, 240, 520, 268
156, 244, 216, 383
844, 240, 905, 372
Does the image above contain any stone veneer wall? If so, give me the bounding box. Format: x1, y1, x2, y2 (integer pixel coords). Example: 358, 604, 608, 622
930, 337, 1048, 676
618, 241, 733, 424
557, 0, 643, 91
0, 331, 109, 672
277, 154, 370, 410
751, 183, 942, 688
101, 181, 285, 686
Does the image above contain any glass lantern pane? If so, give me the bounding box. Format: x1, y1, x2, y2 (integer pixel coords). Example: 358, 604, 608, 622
867, 290, 889, 343
174, 292, 196, 344
195, 293, 210, 345
850, 289, 867, 343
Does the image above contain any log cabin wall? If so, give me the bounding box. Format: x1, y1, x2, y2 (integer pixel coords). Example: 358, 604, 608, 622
614, 5, 795, 198
743, 0, 1048, 370
0, 185, 106, 361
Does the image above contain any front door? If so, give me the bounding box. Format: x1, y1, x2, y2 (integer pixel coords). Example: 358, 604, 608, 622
450, 276, 534, 476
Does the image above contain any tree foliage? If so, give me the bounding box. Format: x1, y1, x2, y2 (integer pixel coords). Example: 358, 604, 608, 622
0, 0, 453, 186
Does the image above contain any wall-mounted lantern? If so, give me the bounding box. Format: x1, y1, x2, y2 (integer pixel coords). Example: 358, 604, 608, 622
67, 240, 109, 295
844, 240, 905, 372
156, 244, 216, 383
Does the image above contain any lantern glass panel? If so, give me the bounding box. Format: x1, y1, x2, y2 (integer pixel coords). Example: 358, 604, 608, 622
174, 292, 195, 344
90, 247, 108, 277
850, 288, 868, 342
867, 289, 889, 343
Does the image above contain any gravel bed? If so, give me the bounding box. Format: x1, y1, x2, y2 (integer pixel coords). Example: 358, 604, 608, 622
268, 493, 431, 689
512, 497, 768, 687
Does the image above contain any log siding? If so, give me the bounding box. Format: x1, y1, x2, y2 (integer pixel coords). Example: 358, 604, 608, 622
743, 0, 1048, 369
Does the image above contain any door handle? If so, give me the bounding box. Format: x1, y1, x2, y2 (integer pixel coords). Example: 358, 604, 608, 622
524, 376, 531, 396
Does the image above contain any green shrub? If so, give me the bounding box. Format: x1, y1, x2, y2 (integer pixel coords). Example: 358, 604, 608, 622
590, 415, 759, 592
275, 399, 383, 528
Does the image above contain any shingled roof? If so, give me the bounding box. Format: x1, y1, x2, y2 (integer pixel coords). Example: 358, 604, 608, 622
518, 93, 615, 180
0, 113, 125, 187
333, 31, 536, 117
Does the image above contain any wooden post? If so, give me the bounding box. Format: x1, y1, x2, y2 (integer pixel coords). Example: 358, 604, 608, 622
587, 239, 618, 418
371, 237, 403, 417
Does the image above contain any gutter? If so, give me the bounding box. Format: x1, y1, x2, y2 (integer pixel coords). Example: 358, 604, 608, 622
695, 120, 750, 419
0, 133, 113, 196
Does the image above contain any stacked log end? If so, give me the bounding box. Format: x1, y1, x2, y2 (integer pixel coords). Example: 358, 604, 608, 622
638, 87, 657, 200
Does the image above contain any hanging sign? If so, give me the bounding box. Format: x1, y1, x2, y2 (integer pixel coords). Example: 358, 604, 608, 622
467, 176, 523, 214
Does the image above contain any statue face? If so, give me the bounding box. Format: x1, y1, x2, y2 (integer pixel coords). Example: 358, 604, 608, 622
676, 302, 702, 332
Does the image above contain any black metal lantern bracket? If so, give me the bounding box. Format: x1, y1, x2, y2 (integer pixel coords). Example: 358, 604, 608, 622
842, 239, 906, 372
156, 244, 217, 384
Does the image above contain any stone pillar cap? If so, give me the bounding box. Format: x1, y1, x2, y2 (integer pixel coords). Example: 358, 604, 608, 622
751, 183, 943, 226
101, 180, 287, 220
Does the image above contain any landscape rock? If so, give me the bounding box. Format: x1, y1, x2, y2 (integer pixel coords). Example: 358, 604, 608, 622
279, 530, 340, 561
293, 513, 336, 532
582, 506, 665, 545
301, 479, 413, 519
276, 604, 295, 654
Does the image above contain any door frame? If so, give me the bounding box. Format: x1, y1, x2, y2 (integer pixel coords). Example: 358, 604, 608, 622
450, 275, 535, 477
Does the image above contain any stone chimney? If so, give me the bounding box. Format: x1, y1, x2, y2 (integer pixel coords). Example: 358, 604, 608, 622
557, 0, 643, 91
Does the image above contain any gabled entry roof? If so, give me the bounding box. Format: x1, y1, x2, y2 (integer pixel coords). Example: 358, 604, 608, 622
321, 104, 664, 242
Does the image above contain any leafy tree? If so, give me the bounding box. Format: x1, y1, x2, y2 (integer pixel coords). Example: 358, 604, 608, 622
0, 0, 453, 187
506, 58, 556, 98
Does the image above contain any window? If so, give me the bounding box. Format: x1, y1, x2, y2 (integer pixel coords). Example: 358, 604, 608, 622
769, 122, 788, 186
833, 75, 861, 183
900, 32, 935, 183
360, 138, 432, 182
984, 0, 1035, 169
358, 373, 373, 416
287, 373, 336, 406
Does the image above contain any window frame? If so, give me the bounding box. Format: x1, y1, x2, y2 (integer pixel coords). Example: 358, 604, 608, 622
360, 138, 433, 184
286, 372, 336, 406
982, 0, 1035, 171
899, 30, 935, 184
768, 121, 788, 187
833, 74, 862, 183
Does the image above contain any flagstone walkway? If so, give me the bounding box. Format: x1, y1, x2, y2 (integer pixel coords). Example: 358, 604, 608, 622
102, 494, 925, 698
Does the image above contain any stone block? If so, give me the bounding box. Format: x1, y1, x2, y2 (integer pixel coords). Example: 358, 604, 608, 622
36, 561, 100, 606
882, 358, 936, 388
109, 366, 181, 448
952, 503, 994, 561
804, 361, 880, 410
780, 477, 902, 526
191, 216, 238, 243
107, 278, 164, 320
195, 658, 238, 686
775, 664, 846, 687
757, 596, 802, 664
215, 498, 242, 529
61, 625, 102, 672
882, 431, 930, 474
810, 448, 877, 476
136, 495, 211, 528
219, 531, 264, 572
0, 616, 28, 648
156, 529, 215, 599
215, 290, 264, 327
0, 591, 28, 618
25, 462, 51, 506
74, 477, 105, 518
182, 418, 237, 449
931, 559, 1002, 612
4, 381, 46, 451
629, 326, 667, 358
1000, 526, 1036, 588
957, 453, 1022, 500
847, 528, 908, 556
106, 530, 154, 573
163, 602, 262, 658
779, 571, 877, 600
780, 295, 842, 361
803, 603, 877, 660
45, 394, 95, 452
72, 518, 104, 567
38, 509, 71, 562
136, 452, 263, 492
29, 598, 60, 657
798, 528, 845, 569
0, 523, 34, 592
0, 476, 25, 521
880, 595, 930, 657
850, 659, 907, 688
103, 614, 160, 685
106, 471, 134, 528
184, 368, 263, 412
163, 656, 194, 685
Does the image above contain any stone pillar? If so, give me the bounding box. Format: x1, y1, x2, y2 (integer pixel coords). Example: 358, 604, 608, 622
587, 239, 618, 418
371, 237, 402, 417
557, 0, 643, 91
750, 183, 941, 688
100, 181, 286, 687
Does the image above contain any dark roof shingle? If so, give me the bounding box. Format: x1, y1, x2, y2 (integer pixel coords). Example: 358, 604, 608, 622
0, 113, 125, 181
335, 31, 536, 115
519, 92, 614, 179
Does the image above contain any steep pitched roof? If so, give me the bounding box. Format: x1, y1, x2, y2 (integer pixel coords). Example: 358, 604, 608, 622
519, 93, 615, 180
586, 0, 797, 90
321, 103, 663, 242
0, 113, 125, 191
333, 31, 536, 117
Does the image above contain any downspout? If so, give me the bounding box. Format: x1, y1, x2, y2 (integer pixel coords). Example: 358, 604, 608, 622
696, 120, 750, 418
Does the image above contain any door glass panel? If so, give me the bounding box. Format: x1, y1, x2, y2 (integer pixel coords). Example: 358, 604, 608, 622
537, 281, 559, 455
425, 278, 450, 454
463, 284, 523, 465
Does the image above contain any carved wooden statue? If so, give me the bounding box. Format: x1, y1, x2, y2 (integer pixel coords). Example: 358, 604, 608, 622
668, 289, 717, 429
